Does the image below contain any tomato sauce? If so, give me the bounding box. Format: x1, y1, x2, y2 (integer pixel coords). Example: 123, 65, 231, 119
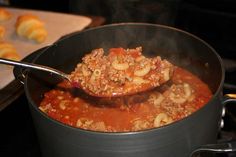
39, 66, 212, 132
69, 47, 174, 97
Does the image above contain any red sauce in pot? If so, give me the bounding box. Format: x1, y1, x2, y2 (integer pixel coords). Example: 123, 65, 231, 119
39, 66, 212, 132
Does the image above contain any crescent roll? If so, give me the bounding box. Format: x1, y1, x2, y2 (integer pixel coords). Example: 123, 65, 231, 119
15, 14, 47, 43
0, 42, 20, 61
0, 25, 5, 39
0, 8, 11, 22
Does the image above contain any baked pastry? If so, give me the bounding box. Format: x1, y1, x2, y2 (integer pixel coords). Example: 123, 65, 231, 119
15, 14, 47, 43
0, 42, 20, 61
0, 25, 5, 39
0, 8, 11, 22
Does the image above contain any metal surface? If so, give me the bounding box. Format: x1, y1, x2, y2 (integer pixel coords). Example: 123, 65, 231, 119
190, 141, 236, 156
0, 58, 70, 82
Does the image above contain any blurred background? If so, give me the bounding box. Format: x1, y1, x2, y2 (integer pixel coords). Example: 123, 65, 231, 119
3, 0, 235, 91
2, 0, 235, 58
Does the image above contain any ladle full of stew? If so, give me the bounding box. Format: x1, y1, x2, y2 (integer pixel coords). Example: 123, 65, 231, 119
0, 47, 174, 97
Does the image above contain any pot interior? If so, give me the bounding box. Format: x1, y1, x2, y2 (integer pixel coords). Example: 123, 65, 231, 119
25, 23, 223, 108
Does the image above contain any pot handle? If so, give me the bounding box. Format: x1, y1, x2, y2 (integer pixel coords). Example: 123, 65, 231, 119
190, 141, 236, 156
191, 94, 236, 157
222, 94, 236, 105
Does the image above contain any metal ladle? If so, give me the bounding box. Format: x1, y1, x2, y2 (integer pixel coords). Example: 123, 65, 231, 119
0, 58, 161, 98
0, 58, 70, 82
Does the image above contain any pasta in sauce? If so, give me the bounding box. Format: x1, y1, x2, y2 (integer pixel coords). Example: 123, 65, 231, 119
39, 47, 212, 132
69, 47, 174, 97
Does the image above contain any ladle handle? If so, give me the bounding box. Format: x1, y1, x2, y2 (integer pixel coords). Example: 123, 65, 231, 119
0, 58, 69, 81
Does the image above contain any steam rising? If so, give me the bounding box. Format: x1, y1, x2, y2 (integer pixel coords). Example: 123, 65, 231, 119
70, 1, 179, 24
108, 0, 179, 25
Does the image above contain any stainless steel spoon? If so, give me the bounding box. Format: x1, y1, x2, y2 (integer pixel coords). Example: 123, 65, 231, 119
0, 58, 70, 81
0, 58, 168, 98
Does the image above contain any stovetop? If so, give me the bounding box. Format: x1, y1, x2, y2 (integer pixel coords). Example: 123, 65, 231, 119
0, 95, 41, 157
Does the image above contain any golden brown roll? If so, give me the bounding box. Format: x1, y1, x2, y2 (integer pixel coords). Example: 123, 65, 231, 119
0, 8, 11, 22
0, 25, 5, 39
15, 14, 47, 43
0, 42, 20, 60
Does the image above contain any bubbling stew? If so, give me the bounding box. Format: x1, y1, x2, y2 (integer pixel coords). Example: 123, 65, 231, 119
39, 47, 212, 132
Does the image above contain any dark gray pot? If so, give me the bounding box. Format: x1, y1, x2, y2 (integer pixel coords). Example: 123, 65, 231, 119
19, 23, 236, 157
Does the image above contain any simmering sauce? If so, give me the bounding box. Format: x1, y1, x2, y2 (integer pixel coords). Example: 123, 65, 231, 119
39, 66, 212, 132
39, 47, 212, 132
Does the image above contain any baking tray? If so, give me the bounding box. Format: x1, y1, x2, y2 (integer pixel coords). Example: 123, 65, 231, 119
0, 7, 92, 110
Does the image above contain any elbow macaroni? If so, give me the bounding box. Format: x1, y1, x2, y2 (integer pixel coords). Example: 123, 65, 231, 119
169, 83, 192, 104
183, 83, 191, 98
135, 56, 145, 62
133, 77, 149, 85
149, 92, 164, 106
162, 68, 170, 81
134, 64, 151, 77
112, 60, 129, 70
153, 93, 165, 106
81, 64, 90, 76
90, 69, 101, 82
154, 113, 173, 127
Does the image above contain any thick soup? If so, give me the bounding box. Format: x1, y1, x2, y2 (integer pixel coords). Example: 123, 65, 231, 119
69, 47, 174, 97
39, 47, 212, 132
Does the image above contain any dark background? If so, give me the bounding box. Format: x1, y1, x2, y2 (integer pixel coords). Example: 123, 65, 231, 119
6, 0, 236, 59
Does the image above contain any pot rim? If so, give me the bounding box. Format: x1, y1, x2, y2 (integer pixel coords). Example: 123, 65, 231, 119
24, 22, 225, 136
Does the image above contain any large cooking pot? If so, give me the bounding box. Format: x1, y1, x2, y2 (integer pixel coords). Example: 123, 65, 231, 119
15, 23, 236, 157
